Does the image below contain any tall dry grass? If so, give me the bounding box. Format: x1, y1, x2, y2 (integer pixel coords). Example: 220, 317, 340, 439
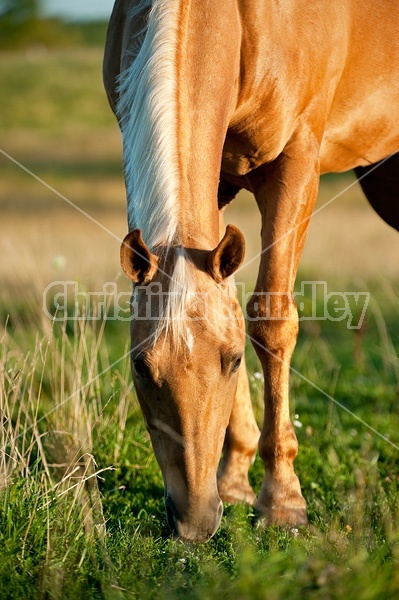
0, 303, 133, 542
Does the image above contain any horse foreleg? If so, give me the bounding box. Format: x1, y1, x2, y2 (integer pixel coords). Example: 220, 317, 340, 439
218, 357, 260, 504
247, 129, 320, 525
216, 204, 260, 505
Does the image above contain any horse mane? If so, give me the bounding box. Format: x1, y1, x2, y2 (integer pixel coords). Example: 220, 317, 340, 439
133, 247, 199, 352
125, 1, 153, 60
117, 1, 199, 349
117, 0, 181, 249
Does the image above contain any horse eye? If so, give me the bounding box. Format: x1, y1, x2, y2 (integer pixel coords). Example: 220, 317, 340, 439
133, 359, 149, 379
231, 356, 242, 373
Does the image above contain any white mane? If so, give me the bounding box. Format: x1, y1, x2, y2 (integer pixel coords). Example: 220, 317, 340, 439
117, 0, 199, 348
117, 0, 181, 248
133, 247, 199, 351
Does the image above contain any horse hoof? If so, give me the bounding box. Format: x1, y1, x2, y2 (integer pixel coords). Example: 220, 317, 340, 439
252, 499, 308, 527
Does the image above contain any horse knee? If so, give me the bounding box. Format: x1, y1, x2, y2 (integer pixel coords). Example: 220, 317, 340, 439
246, 293, 299, 358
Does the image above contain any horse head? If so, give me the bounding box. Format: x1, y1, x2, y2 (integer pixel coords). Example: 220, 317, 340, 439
120, 225, 246, 542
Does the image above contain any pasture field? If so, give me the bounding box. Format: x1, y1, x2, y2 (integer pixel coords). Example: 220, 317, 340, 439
1, 47, 399, 599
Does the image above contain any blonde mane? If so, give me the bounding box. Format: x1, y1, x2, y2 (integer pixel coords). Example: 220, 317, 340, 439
117, 1, 199, 348
133, 248, 200, 351
117, 0, 181, 248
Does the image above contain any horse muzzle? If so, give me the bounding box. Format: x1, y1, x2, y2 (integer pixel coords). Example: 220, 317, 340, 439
165, 494, 223, 542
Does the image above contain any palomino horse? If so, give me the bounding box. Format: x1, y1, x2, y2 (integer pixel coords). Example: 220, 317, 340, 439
104, 0, 399, 541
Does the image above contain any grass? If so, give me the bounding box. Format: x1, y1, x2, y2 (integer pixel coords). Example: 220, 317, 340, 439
2, 296, 399, 599
1, 45, 399, 598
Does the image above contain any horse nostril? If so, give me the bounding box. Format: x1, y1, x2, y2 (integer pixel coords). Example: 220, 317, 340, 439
165, 495, 179, 535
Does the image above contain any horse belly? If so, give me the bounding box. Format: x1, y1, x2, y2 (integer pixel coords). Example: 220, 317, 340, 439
320, 98, 399, 174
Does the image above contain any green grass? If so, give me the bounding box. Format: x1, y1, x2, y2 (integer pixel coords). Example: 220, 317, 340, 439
1, 288, 399, 599
1, 45, 399, 599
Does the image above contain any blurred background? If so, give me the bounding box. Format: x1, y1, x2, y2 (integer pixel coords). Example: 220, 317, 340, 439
1, 0, 399, 335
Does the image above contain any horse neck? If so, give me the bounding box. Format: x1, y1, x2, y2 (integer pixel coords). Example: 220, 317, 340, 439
175, 1, 241, 250
118, 0, 241, 251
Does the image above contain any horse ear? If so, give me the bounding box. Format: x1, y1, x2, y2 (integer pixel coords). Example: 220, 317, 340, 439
207, 224, 245, 282
120, 229, 158, 284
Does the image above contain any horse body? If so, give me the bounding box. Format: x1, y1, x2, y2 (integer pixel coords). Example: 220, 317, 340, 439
104, 0, 399, 541
221, 2, 399, 178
